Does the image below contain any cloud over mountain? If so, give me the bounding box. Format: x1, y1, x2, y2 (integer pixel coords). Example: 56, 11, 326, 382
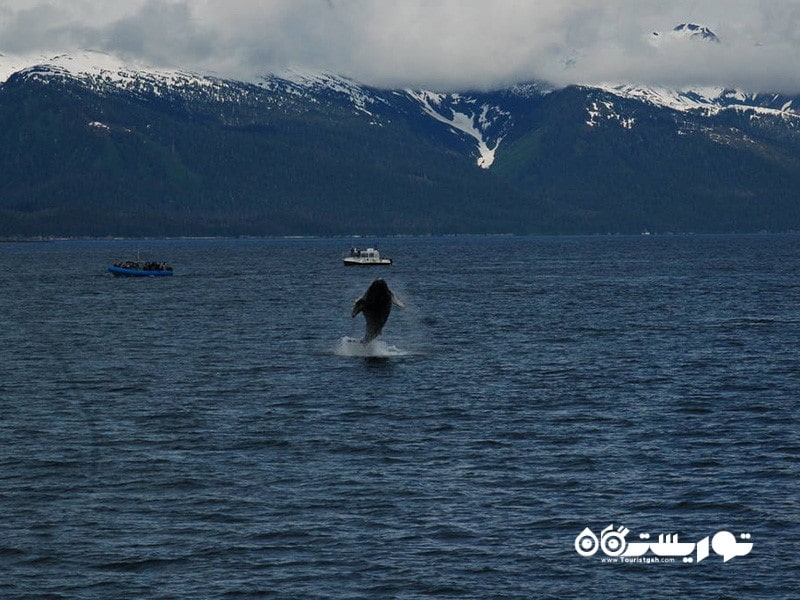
2, 0, 800, 92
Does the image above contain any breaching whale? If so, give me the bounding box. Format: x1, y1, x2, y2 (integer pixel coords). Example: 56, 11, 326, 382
352, 278, 405, 342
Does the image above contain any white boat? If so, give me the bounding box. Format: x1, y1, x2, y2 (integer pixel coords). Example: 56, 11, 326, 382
343, 247, 392, 266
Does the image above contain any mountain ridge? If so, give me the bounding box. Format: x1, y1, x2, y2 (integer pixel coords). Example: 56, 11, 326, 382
2, 47, 800, 236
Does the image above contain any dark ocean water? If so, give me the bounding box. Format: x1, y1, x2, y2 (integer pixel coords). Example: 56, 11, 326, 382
1, 235, 798, 599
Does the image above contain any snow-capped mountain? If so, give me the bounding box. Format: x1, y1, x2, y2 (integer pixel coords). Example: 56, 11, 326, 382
2, 40, 800, 236
593, 23, 799, 122
595, 84, 799, 119
3, 41, 798, 171
0, 50, 207, 93
652, 23, 721, 44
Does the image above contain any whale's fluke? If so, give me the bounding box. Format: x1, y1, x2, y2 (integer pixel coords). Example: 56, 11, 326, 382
352, 278, 404, 342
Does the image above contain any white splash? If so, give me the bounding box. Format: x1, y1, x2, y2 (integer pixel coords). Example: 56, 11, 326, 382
334, 336, 410, 358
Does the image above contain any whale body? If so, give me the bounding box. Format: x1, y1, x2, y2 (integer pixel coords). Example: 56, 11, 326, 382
352, 278, 405, 342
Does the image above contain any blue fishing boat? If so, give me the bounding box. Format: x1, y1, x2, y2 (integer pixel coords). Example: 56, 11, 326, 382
107, 260, 173, 277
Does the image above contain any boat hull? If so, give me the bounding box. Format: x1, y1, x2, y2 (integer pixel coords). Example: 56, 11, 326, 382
343, 259, 392, 266
107, 265, 173, 277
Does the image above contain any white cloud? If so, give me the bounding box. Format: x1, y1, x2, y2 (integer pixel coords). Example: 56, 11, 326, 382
2, 0, 800, 92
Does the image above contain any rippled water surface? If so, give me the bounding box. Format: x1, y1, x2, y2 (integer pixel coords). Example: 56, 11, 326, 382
1, 235, 799, 599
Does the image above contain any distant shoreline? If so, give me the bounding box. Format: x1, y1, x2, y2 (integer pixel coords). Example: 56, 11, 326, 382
1, 231, 798, 243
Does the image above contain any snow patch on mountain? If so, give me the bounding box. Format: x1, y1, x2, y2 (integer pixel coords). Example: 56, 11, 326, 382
599, 84, 725, 113
508, 82, 552, 97
264, 68, 383, 116
586, 99, 635, 129
598, 83, 800, 119
405, 90, 501, 168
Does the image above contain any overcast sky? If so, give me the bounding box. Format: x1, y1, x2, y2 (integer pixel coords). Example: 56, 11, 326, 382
2, 0, 800, 92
